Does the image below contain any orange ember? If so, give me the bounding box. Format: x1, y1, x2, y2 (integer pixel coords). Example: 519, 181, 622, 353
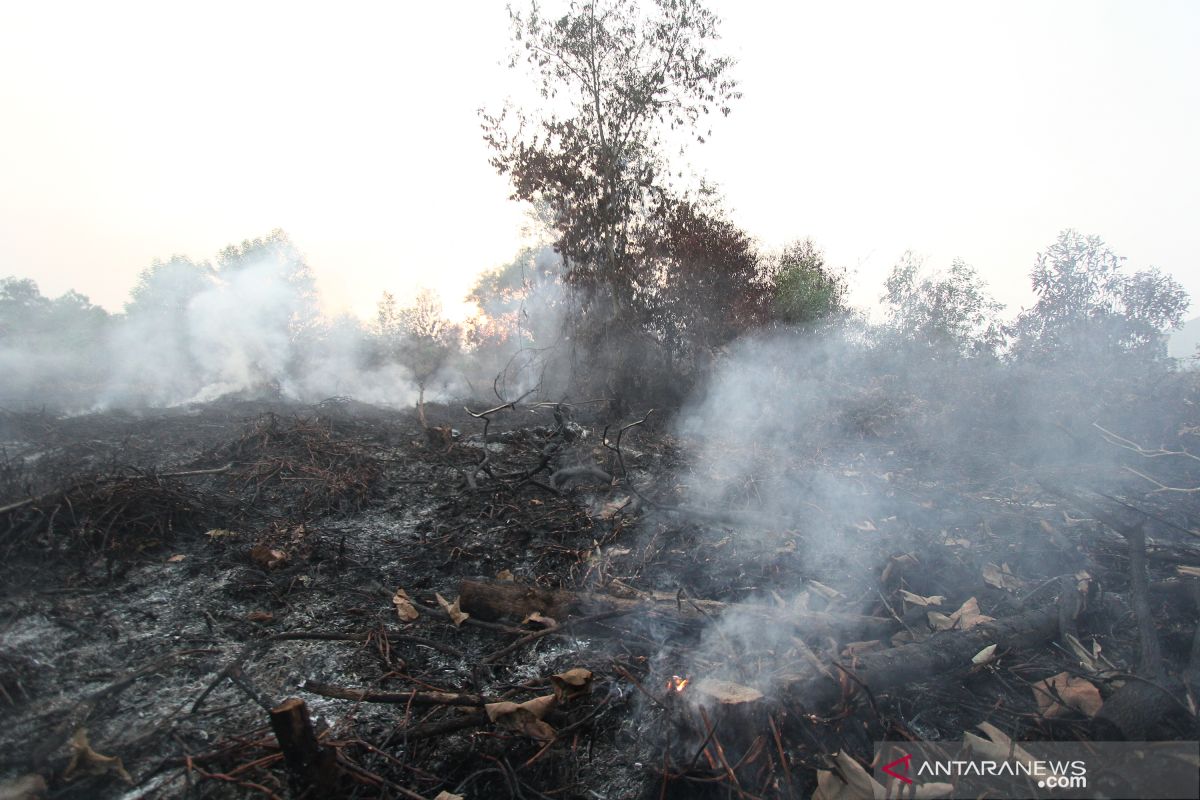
667, 676, 690, 693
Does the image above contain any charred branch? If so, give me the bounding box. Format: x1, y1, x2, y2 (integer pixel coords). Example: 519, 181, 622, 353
457, 578, 895, 640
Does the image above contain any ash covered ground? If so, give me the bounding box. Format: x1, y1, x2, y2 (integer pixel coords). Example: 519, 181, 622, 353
0, 388, 1198, 799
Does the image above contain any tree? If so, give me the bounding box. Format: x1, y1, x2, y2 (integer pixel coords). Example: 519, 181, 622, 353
208, 229, 321, 388
377, 289, 460, 427
482, 0, 740, 406
881, 253, 1004, 356
468, 245, 566, 342
0, 277, 50, 340
125, 256, 217, 321
1014, 230, 1188, 364
216, 228, 319, 341
464, 246, 575, 399
768, 239, 849, 329
0, 278, 109, 347
0, 278, 111, 407
647, 202, 773, 363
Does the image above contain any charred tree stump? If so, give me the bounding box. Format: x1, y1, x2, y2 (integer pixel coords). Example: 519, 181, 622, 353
457, 578, 894, 639
269, 698, 338, 795
673, 679, 769, 782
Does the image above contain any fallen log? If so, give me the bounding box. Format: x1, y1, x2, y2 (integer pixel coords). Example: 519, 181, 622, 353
782, 603, 1062, 710
457, 578, 894, 639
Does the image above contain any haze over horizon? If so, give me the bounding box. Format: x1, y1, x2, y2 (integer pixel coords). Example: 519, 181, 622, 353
2, 0, 1197, 322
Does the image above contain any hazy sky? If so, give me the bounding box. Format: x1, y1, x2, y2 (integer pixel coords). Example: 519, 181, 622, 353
1, 0, 1196, 321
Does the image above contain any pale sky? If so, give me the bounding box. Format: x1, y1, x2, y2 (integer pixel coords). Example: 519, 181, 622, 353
1, 0, 1196, 321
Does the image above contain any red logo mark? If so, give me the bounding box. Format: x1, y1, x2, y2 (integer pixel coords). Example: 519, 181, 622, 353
883, 753, 913, 784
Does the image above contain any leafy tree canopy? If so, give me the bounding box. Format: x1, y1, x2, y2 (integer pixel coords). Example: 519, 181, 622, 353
482, 0, 739, 315
769, 239, 849, 329
1015, 230, 1189, 363
882, 253, 1004, 356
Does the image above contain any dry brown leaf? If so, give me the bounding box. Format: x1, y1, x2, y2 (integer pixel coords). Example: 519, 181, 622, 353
810, 761, 949, 800
982, 563, 1024, 592
899, 589, 944, 607
433, 793, 465, 800
520, 694, 557, 719
205, 528, 238, 539
436, 593, 470, 627
951, 597, 993, 629
812, 751, 884, 800
496, 569, 515, 582
392, 588, 419, 622
1177, 565, 1200, 578
549, 668, 593, 704
1074, 570, 1093, 593
929, 597, 994, 631
1063, 633, 1096, 670
594, 497, 630, 519
249, 545, 288, 570
483, 701, 524, 721
808, 580, 843, 600
485, 695, 558, 740
166, 554, 186, 563
694, 678, 763, 706
926, 611, 954, 630
1063, 633, 1118, 679
1033, 672, 1103, 718
841, 640, 884, 658
246, 610, 274, 623
522, 611, 557, 629
62, 729, 132, 784
971, 644, 998, 665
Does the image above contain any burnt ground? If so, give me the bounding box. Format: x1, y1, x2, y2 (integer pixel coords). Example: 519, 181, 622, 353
0, 397, 1198, 799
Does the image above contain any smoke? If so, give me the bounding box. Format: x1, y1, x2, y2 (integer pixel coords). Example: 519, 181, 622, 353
2, 249, 422, 412
1, 239, 588, 413
460, 244, 581, 403
659, 307, 1196, 698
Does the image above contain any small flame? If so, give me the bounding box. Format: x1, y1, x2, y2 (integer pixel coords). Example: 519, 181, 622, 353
667, 675, 690, 693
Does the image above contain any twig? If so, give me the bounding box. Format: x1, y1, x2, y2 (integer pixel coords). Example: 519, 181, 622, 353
1094, 422, 1200, 463
482, 609, 633, 664
303, 682, 497, 706
0, 464, 234, 517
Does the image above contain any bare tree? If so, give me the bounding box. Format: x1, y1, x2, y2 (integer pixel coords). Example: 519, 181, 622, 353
377, 288, 459, 427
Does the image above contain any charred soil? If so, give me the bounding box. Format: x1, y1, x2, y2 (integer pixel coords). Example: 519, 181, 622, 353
1, 397, 1198, 799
